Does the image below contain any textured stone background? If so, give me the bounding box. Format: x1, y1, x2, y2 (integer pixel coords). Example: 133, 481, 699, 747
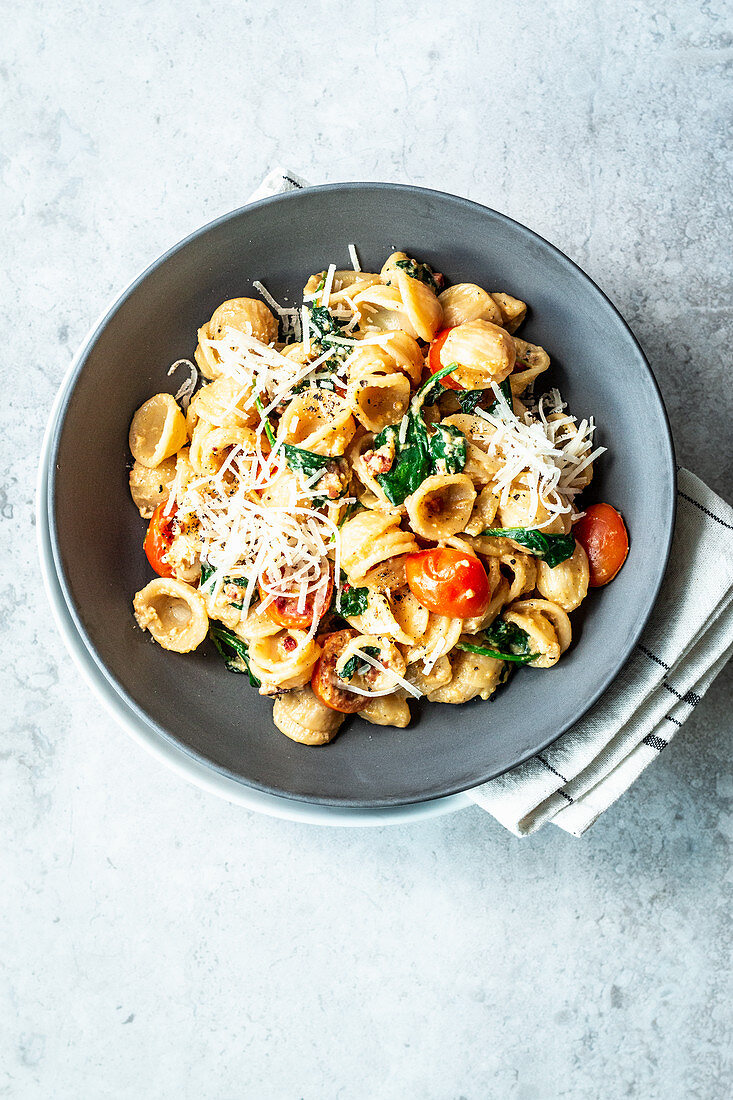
3, 1, 732, 1097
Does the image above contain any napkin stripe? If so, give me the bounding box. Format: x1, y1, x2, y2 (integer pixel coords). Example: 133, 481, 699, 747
536, 755, 574, 802
664, 715, 683, 727
637, 644, 670, 671
643, 734, 668, 750
678, 490, 733, 531
282, 174, 304, 189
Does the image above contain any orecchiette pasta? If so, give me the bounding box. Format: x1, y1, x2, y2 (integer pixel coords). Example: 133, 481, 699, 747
129, 456, 177, 518
129, 246, 620, 746
133, 577, 208, 652
129, 393, 188, 468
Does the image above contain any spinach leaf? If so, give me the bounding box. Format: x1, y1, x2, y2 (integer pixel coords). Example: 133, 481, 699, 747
455, 389, 485, 414
428, 422, 467, 474
308, 304, 346, 340
480, 527, 576, 569
283, 443, 330, 481
458, 620, 536, 664
456, 641, 535, 664
340, 645, 380, 682
394, 257, 439, 293
447, 376, 513, 415
334, 572, 370, 618
484, 619, 534, 657
373, 364, 468, 505
373, 419, 429, 505
209, 624, 260, 686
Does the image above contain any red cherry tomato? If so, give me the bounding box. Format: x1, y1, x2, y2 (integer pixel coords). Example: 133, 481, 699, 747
574, 504, 629, 587
427, 327, 462, 389
405, 547, 490, 618
311, 629, 367, 713
260, 570, 334, 630
143, 503, 177, 577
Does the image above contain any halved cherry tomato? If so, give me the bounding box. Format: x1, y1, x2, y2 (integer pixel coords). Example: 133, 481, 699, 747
427, 327, 461, 389
574, 503, 629, 587
405, 547, 490, 618
260, 569, 334, 630
143, 502, 177, 577
311, 629, 367, 713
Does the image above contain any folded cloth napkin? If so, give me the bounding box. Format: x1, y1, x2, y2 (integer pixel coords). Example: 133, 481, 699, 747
249, 170, 733, 836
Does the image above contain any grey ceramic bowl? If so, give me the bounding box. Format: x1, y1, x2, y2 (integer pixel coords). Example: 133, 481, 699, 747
47, 183, 675, 807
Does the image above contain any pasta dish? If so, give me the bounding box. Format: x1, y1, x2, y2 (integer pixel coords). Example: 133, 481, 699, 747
127, 249, 628, 745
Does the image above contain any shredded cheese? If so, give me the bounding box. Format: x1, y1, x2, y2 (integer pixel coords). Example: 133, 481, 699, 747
167, 359, 198, 411
348, 243, 361, 272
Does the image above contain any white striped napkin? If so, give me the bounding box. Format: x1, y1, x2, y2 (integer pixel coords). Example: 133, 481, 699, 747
250, 170, 733, 836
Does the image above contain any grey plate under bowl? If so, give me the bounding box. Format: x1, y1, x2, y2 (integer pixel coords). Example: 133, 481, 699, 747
47, 183, 675, 808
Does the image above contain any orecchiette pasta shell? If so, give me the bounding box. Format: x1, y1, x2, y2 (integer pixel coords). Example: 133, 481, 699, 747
426, 649, 506, 704
503, 598, 572, 668
536, 543, 589, 612
346, 346, 395, 384
462, 576, 511, 634
490, 292, 527, 333
389, 588, 430, 644
249, 631, 321, 693
438, 283, 502, 327
499, 551, 538, 602
278, 391, 355, 456
208, 298, 278, 346
129, 456, 177, 519
376, 331, 424, 385
340, 510, 418, 584
166, 528, 202, 584
187, 376, 258, 432
360, 692, 411, 728
346, 590, 415, 645
352, 284, 417, 337
405, 474, 476, 540
361, 556, 407, 592
189, 422, 257, 475
129, 393, 188, 468
442, 413, 497, 453
404, 613, 462, 667
464, 484, 501, 536
272, 686, 345, 745
133, 578, 208, 653
439, 321, 515, 389
405, 654, 453, 695
304, 270, 380, 300
347, 371, 411, 433
510, 337, 550, 395
379, 251, 410, 284
234, 602, 283, 643
395, 270, 443, 342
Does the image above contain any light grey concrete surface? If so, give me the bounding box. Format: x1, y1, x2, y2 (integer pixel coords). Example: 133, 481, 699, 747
2, 1, 732, 1097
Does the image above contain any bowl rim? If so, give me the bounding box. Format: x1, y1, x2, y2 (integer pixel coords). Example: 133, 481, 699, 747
41, 182, 677, 809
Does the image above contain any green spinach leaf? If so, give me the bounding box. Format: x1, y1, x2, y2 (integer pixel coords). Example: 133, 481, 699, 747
458, 620, 536, 664
283, 443, 330, 481
373, 364, 469, 505
340, 645, 380, 681
394, 257, 439, 293
334, 572, 370, 618
428, 422, 467, 474
480, 527, 576, 569
209, 623, 260, 686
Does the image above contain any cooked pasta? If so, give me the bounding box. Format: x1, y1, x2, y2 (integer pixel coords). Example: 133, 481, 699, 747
128, 246, 627, 745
